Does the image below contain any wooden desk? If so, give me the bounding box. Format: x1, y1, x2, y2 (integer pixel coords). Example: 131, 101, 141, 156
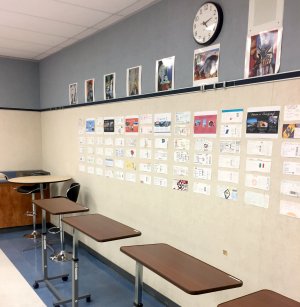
62, 214, 142, 307
33, 198, 89, 307
121, 243, 243, 307
217, 289, 300, 307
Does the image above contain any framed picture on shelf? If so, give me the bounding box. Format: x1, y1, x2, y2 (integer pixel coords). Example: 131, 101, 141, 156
104, 73, 116, 100
126, 66, 141, 96
69, 82, 78, 105
155, 56, 175, 92
84, 79, 95, 103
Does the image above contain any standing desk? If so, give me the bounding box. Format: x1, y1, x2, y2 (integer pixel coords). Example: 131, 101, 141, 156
217, 289, 300, 307
33, 198, 89, 306
120, 243, 243, 307
62, 214, 142, 307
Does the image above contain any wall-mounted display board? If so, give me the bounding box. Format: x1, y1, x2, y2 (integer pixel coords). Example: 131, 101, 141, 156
41, 77, 300, 307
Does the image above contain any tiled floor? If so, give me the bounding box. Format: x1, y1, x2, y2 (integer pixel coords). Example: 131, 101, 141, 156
0, 227, 165, 307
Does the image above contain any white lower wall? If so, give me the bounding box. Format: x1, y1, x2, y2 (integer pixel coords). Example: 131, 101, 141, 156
41, 79, 300, 307
0, 110, 42, 171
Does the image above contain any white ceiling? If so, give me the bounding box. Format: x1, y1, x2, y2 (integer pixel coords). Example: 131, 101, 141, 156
0, 0, 159, 61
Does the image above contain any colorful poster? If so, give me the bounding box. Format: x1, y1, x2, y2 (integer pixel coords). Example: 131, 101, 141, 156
154, 113, 171, 134
85, 118, 95, 133
246, 106, 280, 138
155, 56, 175, 92
104, 73, 115, 100
103, 118, 115, 133
245, 28, 282, 78
125, 116, 139, 133
193, 44, 220, 86
194, 111, 217, 137
127, 65, 141, 96
282, 124, 300, 139
85, 79, 95, 102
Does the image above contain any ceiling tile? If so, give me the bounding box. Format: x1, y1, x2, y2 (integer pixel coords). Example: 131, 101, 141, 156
0, 25, 66, 46
0, 10, 85, 37
0, 37, 48, 53
54, 0, 139, 14
119, 0, 159, 16
0, 0, 111, 27
92, 15, 124, 31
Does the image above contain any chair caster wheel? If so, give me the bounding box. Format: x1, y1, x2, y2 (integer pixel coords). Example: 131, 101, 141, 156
33, 282, 39, 289
86, 296, 91, 302
62, 276, 68, 281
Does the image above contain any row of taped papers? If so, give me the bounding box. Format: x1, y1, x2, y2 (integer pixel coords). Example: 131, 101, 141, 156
280, 200, 300, 219
244, 191, 269, 208
217, 109, 243, 200
246, 106, 280, 138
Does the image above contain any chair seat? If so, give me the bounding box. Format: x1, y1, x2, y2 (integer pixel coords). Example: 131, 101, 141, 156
17, 184, 40, 194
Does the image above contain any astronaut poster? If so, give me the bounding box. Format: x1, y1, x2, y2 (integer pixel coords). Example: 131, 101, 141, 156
193, 44, 220, 86
245, 28, 282, 78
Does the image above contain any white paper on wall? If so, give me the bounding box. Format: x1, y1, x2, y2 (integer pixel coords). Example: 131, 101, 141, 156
217, 186, 238, 200
174, 151, 189, 163
195, 139, 213, 152
105, 169, 114, 178
115, 159, 124, 169
194, 167, 212, 180
155, 138, 168, 149
281, 180, 300, 198
219, 155, 240, 169
115, 148, 125, 158
247, 140, 273, 156
95, 167, 103, 176
140, 149, 152, 159
220, 124, 242, 138
140, 138, 152, 148
280, 200, 300, 218
139, 163, 152, 173
87, 166, 95, 174
221, 109, 244, 123
219, 140, 241, 154
153, 177, 168, 187
104, 137, 113, 146
218, 170, 239, 184
140, 174, 152, 185
172, 179, 188, 191
245, 173, 270, 191
246, 158, 272, 173
174, 138, 190, 150
284, 105, 300, 121
104, 159, 114, 167
173, 165, 189, 177
281, 142, 300, 158
153, 163, 168, 174
115, 170, 124, 180
175, 111, 191, 124
193, 182, 211, 195
125, 172, 136, 182
244, 191, 269, 208
104, 148, 114, 157
155, 150, 168, 161
139, 114, 153, 125
194, 153, 212, 166
283, 161, 300, 176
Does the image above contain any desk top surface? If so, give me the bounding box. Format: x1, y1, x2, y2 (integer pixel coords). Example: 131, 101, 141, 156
8, 175, 71, 184
217, 290, 300, 307
120, 243, 242, 295
34, 198, 89, 215
62, 214, 141, 242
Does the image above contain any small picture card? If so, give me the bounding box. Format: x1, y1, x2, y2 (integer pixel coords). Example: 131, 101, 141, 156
155, 56, 175, 92
104, 73, 115, 100
69, 83, 78, 105
127, 66, 141, 96
85, 79, 95, 103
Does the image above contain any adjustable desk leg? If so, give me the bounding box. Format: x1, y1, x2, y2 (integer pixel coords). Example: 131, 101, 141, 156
71, 228, 91, 307
134, 262, 143, 307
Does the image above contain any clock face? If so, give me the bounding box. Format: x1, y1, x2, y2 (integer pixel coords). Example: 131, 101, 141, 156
193, 2, 223, 45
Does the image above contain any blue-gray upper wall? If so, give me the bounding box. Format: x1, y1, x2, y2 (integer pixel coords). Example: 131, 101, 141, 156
1, 0, 300, 110
0, 58, 39, 109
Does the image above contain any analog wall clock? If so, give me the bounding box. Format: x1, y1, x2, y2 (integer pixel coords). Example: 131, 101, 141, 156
193, 2, 223, 45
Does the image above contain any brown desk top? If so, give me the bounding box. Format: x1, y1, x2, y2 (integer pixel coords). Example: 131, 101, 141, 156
34, 198, 89, 215
62, 214, 141, 242
120, 243, 243, 295
217, 290, 300, 307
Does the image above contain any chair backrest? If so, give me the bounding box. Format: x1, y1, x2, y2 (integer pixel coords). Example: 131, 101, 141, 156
66, 183, 80, 202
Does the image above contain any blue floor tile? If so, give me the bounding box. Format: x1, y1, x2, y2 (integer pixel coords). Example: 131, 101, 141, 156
0, 228, 166, 307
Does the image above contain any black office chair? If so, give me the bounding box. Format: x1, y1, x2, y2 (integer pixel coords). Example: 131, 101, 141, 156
16, 171, 49, 239
49, 183, 80, 262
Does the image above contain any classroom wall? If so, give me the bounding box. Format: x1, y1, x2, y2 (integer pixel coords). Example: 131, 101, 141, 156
0, 57, 39, 109
41, 78, 300, 307
39, 0, 300, 109
0, 110, 42, 170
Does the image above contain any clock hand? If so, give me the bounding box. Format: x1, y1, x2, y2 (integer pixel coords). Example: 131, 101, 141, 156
203, 17, 212, 27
